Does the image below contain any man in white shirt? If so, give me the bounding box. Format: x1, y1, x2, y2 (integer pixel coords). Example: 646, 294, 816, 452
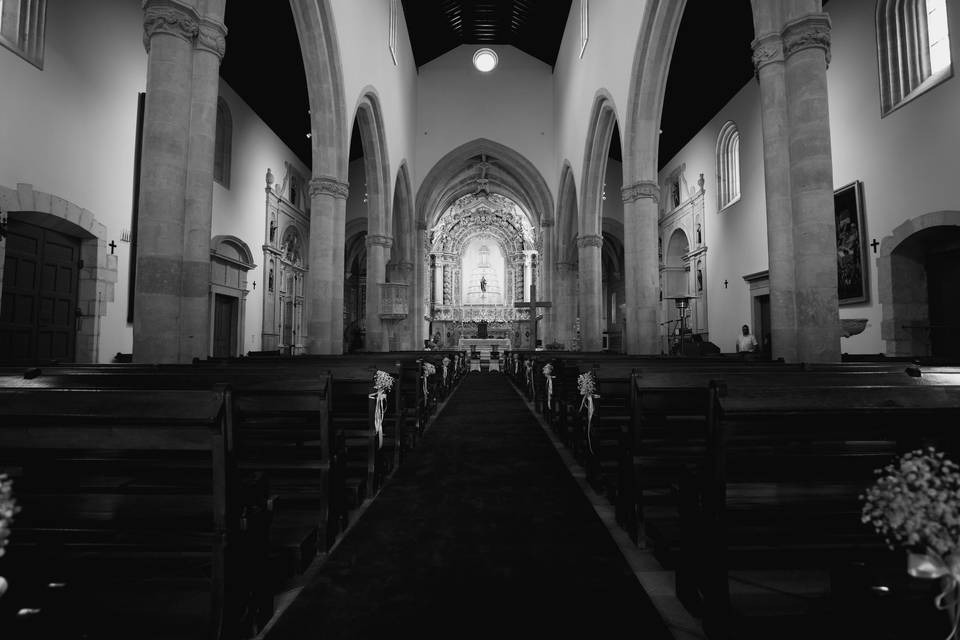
736, 324, 758, 354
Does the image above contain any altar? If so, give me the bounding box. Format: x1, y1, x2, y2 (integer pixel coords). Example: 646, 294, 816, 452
458, 337, 511, 356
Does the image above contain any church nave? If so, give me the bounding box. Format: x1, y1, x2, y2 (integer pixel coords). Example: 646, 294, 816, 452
262, 372, 673, 640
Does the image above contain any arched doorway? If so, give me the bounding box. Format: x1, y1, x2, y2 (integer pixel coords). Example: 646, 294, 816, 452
879, 212, 960, 358
0, 184, 115, 364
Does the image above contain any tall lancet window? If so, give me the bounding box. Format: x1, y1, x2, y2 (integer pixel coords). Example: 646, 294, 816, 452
877, 0, 953, 116
0, 0, 46, 68
716, 121, 740, 211
214, 97, 232, 188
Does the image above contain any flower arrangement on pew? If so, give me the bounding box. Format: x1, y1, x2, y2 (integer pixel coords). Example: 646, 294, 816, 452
577, 372, 599, 454
442, 356, 451, 385
861, 447, 960, 638
422, 362, 436, 402
0, 474, 19, 599
369, 370, 394, 449
542, 363, 555, 409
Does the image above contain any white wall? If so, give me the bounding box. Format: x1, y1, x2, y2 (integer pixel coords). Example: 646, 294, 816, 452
1, 0, 317, 361
657, 0, 960, 354
329, 0, 418, 198
827, 0, 960, 353
553, 0, 649, 196
414, 45, 556, 196
211, 81, 311, 355
0, 0, 146, 361
658, 79, 768, 353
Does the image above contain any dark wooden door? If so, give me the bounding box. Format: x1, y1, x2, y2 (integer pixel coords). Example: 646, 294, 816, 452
212, 293, 239, 358
0, 220, 80, 363
927, 248, 960, 357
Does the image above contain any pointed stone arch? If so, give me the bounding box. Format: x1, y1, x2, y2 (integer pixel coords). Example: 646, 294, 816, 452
388, 161, 416, 349
0, 183, 117, 363
416, 138, 553, 230
580, 90, 621, 237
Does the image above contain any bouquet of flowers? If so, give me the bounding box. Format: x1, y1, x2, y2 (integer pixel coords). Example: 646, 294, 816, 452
577, 372, 596, 397
423, 362, 436, 377
373, 369, 394, 393
861, 447, 960, 636
369, 371, 394, 449
0, 474, 18, 599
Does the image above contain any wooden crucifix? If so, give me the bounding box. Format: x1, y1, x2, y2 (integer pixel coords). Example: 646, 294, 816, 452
514, 282, 551, 349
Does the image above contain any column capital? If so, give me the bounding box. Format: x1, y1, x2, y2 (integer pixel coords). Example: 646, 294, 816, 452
365, 234, 393, 249
555, 261, 577, 273
195, 18, 227, 60
782, 13, 831, 66
576, 234, 604, 249
751, 32, 784, 72
309, 175, 349, 200
539, 218, 555, 228
143, 0, 199, 52
416, 220, 429, 231
390, 260, 415, 272
621, 181, 659, 204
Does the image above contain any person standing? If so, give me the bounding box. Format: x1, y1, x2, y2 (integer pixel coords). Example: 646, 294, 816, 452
736, 324, 759, 354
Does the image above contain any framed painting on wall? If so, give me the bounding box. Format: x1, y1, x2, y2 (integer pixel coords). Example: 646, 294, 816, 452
834, 180, 868, 304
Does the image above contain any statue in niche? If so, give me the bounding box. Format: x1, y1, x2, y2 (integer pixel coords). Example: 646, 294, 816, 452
696, 224, 702, 245
480, 276, 487, 293
672, 181, 681, 208
268, 267, 275, 292
269, 219, 277, 243
697, 268, 703, 292
281, 228, 302, 265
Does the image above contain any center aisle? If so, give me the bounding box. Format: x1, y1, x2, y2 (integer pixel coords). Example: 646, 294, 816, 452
265, 373, 674, 639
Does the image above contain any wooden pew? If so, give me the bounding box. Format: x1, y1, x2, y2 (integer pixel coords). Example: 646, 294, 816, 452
684, 382, 960, 639
0, 385, 270, 640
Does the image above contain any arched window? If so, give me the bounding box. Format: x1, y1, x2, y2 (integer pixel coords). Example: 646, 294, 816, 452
877, 0, 952, 116
716, 121, 740, 211
214, 97, 232, 188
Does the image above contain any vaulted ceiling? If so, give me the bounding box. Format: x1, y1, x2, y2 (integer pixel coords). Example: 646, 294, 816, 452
218, 1, 757, 174
400, 0, 573, 68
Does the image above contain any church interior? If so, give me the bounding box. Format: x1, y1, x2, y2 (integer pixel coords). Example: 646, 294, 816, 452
1, 0, 960, 638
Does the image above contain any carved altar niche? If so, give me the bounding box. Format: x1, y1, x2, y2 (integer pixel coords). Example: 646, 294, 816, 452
262, 168, 309, 354
659, 168, 708, 344
428, 193, 536, 309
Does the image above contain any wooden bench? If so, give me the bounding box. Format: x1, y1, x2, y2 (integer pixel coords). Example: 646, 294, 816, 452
0, 385, 270, 640
684, 382, 960, 638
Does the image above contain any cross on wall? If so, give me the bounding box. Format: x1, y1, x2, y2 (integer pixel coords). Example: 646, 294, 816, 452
514, 282, 551, 348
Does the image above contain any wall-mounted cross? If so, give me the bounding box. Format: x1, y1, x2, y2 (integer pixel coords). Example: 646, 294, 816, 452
870, 238, 879, 254
514, 282, 551, 348
723, 279, 728, 288
108, 240, 117, 254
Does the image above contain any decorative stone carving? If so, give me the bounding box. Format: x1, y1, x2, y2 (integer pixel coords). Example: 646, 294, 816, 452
195, 19, 227, 59
365, 234, 393, 249
621, 181, 660, 204
308, 176, 349, 200
751, 33, 784, 72
143, 1, 199, 52
576, 234, 603, 249
782, 14, 832, 66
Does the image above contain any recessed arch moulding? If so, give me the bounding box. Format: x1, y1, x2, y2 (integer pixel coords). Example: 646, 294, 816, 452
416, 139, 554, 342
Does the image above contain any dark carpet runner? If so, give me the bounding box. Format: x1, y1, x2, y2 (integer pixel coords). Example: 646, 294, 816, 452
265, 373, 673, 639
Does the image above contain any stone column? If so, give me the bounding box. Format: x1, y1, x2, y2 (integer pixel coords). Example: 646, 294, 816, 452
134, 0, 216, 363
305, 176, 348, 354
540, 220, 554, 342
622, 182, 661, 354
387, 260, 415, 350
577, 234, 604, 351
554, 262, 577, 347
783, 13, 840, 362
365, 234, 392, 352
523, 252, 533, 301
179, 15, 226, 361
753, 31, 799, 362
330, 196, 347, 354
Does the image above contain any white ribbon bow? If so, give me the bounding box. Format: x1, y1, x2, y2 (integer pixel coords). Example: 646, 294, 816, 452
546, 374, 554, 408
580, 392, 600, 454
908, 552, 960, 640
368, 388, 387, 449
